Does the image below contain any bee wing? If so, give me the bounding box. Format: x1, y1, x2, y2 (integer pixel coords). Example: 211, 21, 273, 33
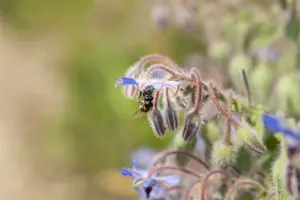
132, 107, 145, 118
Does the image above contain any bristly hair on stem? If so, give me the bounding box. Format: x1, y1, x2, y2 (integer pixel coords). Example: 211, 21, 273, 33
137, 54, 181, 73
191, 68, 203, 114
241, 69, 252, 107
223, 178, 267, 200
253, 171, 272, 187
224, 90, 233, 145
200, 170, 232, 200
145, 63, 181, 80
153, 89, 162, 111
147, 165, 204, 180
152, 149, 210, 170
208, 81, 240, 128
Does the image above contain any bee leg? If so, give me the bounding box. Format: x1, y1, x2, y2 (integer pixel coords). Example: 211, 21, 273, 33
137, 91, 142, 102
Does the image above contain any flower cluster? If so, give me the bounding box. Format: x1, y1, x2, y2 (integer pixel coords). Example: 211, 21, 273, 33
116, 53, 300, 200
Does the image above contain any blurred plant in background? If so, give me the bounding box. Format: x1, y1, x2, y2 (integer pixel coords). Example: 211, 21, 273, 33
0, 0, 300, 199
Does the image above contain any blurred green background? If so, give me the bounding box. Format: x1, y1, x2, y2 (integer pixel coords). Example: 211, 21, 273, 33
0, 0, 299, 200
0, 0, 204, 200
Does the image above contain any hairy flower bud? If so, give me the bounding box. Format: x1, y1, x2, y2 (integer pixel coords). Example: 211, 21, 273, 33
211, 141, 236, 168
164, 88, 178, 132
165, 106, 178, 132
182, 112, 202, 142
285, 164, 300, 197
235, 127, 267, 155
148, 109, 166, 137
288, 145, 300, 169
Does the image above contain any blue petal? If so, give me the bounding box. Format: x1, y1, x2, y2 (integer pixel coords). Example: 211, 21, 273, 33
119, 168, 134, 177
142, 179, 157, 188
158, 175, 180, 185
134, 186, 146, 198
115, 77, 139, 86
131, 159, 148, 176
262, 114, 300, 141
152, 186, 165, 195
261, 114, 284, 133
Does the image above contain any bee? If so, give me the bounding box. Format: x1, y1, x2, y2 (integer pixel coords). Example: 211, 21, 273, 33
133, 85, 155, 117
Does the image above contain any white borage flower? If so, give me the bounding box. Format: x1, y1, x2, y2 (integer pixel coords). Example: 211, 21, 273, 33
115, 77, 182, 90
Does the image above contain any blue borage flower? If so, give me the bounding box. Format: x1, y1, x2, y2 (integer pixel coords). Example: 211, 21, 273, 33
261, 114, 300, 141
120, 160, 180, 199
115, 77, 182, 90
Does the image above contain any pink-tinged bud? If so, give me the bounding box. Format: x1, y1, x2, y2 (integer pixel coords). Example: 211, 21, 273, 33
165, 106, 178, 132
164, 88, 178, 132
285, 164, 300, 197
148, 109, 166, 137
182, 112, 202, 142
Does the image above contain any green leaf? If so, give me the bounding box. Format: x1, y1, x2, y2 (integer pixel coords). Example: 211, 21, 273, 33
285, 19, 300, 42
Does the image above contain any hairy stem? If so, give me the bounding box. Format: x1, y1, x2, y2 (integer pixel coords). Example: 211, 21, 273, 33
224, 90, 233, 145
137, 54, 181, 72
148, 166, 204, 180
185, 176, 230, 200
191, 68, 203, 113
146, 64, 182, 80
208, 81, 241, 128
200, 170, 231, 200
152, 150, 209, 170
241, 69, 252, 107
153, 89, 162, 111
224, 179, 266, 200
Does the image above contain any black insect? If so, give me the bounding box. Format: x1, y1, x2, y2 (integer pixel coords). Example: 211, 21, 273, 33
133, 85, 155, 117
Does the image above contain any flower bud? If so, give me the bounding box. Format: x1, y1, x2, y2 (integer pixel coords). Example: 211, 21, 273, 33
285, 164, 300, 197
235, 127, 267, 155
211, 141, 236, 168
164, 106, 178, 132
288, 145, 300, 169
182, 112, 202, 142
148, 109, 166, 137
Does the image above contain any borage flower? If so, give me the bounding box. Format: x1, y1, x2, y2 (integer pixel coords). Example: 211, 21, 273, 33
261, 114, 300, 142
120, 160, 180, 199
262, 114, 300, 168
115, 77, 182, 91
